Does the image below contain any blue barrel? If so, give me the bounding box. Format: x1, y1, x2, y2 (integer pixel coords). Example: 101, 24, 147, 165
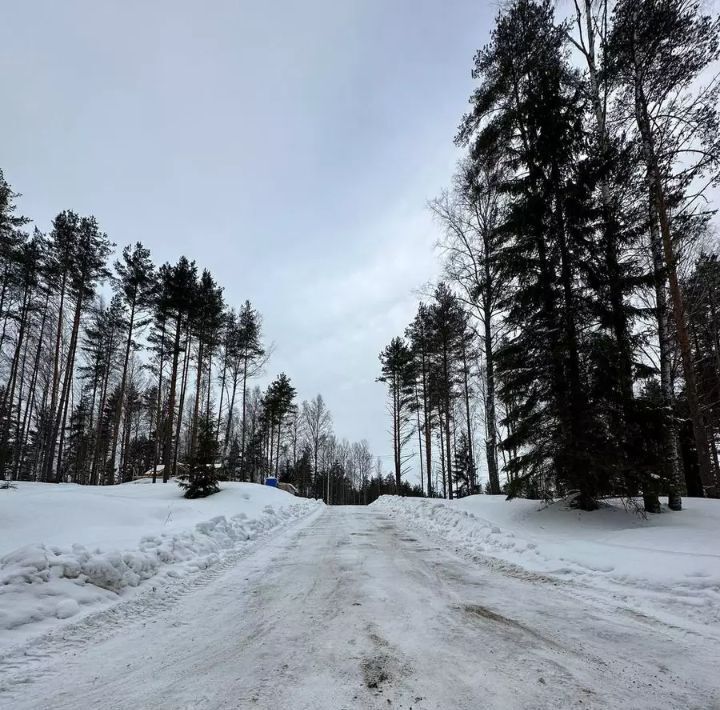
265, 477, 278, 487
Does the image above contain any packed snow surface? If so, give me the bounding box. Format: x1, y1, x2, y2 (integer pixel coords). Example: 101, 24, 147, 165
1, 505, 718, 709
372, 494, 720, 629
0, 480, 322, 645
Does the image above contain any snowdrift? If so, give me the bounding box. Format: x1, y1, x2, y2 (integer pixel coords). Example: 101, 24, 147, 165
0, 481, 322, 638
373, 495, 720, 626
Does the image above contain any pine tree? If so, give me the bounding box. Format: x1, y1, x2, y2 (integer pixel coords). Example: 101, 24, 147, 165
160, 257, 198, 482
262, 373, 296, 477
608, 0, 720, 498
235, 301, 266, 470
0, 169, 30, 355
0, 231, 45, 480
427, 284, 467, 499
189, 269, 224, 458
406, 304, 435, 496
78, 295, 125, 484
378, 337, 415, 492
45, 214, 112, 483
106, 242, 154, 483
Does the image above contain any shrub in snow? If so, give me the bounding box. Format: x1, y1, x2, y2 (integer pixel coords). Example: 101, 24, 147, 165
179, 471, 220, 499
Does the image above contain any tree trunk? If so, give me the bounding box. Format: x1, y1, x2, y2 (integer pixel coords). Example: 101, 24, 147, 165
414, 382, 424, 496
649, 199, 685, 503
48, 273, 67, 438
0, 265, 10, 354
56, 372, 73, 483
223, 365, 238, 459
437, 416, 447, 499
239, 353, 249, 478
9, 313, 33, 481
152, 318, 167, 483
275, 419, 281, 477
0, 286, 30, 478
205, 352, 212, 421
89, 349, 111, 485
173, 329, 192, 475
216, 347, 228, 451
190, 337, 205, 462
47, 291, 82, 483
16, 291, 49, 481
442, 346, 453, 500
483, 308, 500, 494
634, 73, 709, 499
121, 400, 134, 482
107, 298, 136, 484
461, 339, 476, 494
162, 316, 183, 482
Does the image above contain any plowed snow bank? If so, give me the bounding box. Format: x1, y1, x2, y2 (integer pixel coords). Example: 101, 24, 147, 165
0, 481, 321, 639
373, 495, 720, 627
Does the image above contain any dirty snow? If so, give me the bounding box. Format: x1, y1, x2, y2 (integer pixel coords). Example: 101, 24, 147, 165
1, 505, 719, 709
0, 481, 322, 647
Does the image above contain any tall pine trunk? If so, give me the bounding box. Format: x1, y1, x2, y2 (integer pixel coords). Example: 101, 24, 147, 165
173, 329, 192, 475
239, 353, 249, 478
223, 364, 238, 459
162, 316, 183, 482
107, 298, 136, 483
190, 337, 205, 462
634, 74, 711, 498
47, 291, 82, 483
152, 319, 167, 483
414, 382, 424, 496
216, 348, 228, 451
17, 292, 49, 480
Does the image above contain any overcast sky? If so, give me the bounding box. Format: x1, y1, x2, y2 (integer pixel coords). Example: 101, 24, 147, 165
0, 0, 494, 477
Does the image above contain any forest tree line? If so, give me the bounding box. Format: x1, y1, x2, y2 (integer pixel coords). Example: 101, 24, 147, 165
0, 178, 390, 501
378, 0, 720, 512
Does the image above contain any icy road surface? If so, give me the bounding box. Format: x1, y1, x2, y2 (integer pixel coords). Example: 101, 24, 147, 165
1, 506, 718, 710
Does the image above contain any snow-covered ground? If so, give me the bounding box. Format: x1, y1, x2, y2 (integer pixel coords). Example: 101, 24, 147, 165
1, 504, 719, 709
372, 495, 720, 632
1, 493, 719, 708
0, 480, 322, 649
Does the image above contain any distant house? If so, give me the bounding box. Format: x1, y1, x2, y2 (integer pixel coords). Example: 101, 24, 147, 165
138, 462, 225, 480
137, 463, 188, 479
277, 482, 298, 496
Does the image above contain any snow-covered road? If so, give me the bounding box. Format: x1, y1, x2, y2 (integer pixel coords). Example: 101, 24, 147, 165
2, 506, 718, 710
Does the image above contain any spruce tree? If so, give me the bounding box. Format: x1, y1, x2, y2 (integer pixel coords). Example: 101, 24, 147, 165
457, 0, 604, 507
